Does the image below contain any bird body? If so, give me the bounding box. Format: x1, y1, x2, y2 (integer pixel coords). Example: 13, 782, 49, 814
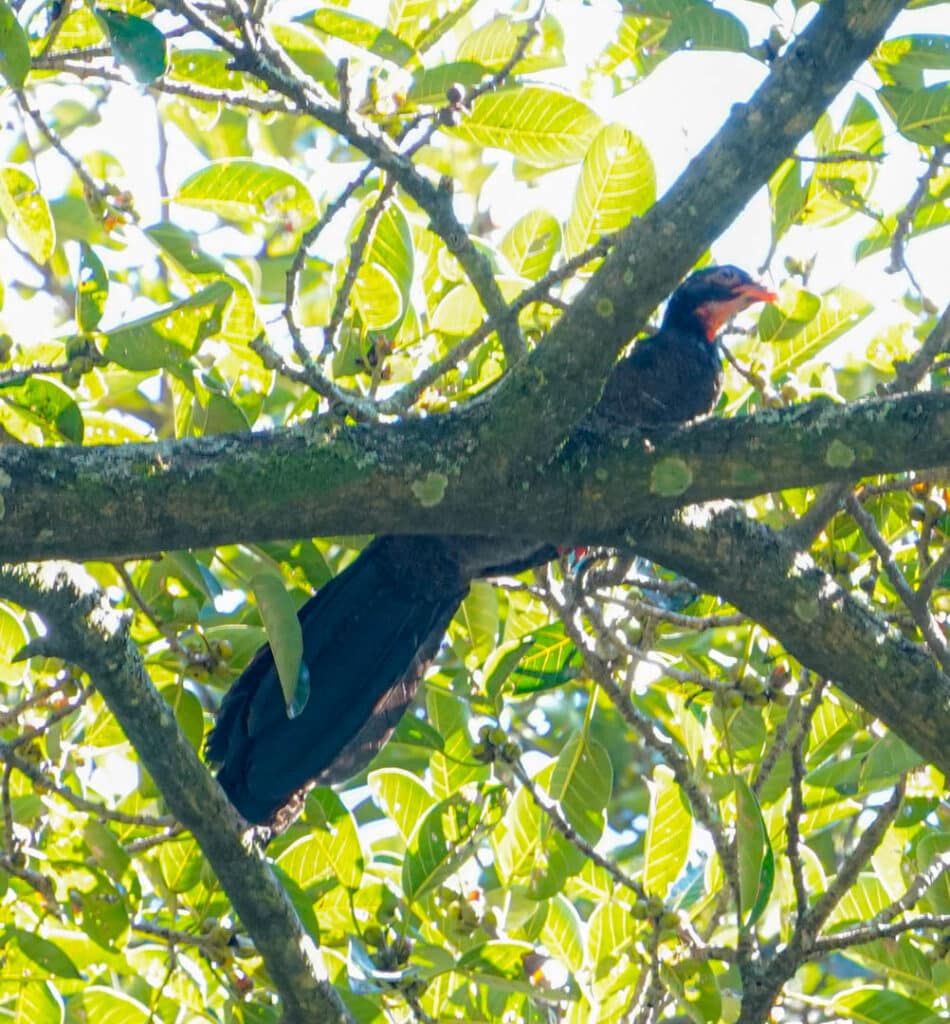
207, 266, 776, 825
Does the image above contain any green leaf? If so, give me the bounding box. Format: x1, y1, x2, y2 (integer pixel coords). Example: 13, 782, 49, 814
565, 123, 655, 257
368, 767, 435, 843
1, 377, 84, 443
643, 764, 691, 897
431, 276, 524, 336
271, 23, 337, 91
409, 61, 487, 106
767, 286, 872, 378
457, 940, 543, 994
167, 48, 244, 90
448, 87, 602, 169
457, 581, 498, 663
549, 734, 612, 844
492, 780, 541, 882
402, 794, 482, 901
804, 96, 883, 227
427, 688, 483, 797
159, 683, 204, 751
831, 987, 939, 1024
81, 988, 149, 1024
663, 3, 749, 53
76, 243, 108, 332
873, 35, 950, 88
251, 570, 307, 717
10, 929, 82, 979
879, 83, 950, 146
412, 0, 479, 53
457, 14, 564, 74
299, 788, 364, 889
14, 981, 63, 1024
101, 279, 232, 371
0, 0, 30, 88
587, 897, 638, 972
510, 622, 580, 695
540, 894, 584, 973
500, 209, 561, 280
95, 8, 167, 83
825, 874, 890, 929
175, 159, 317, 229
0, 165, 55, 264
735, 777, 774, 925
0, 604, 27, 682
308, 8, 415, 65
769, 159, 809, 248
157, 835, 202, 892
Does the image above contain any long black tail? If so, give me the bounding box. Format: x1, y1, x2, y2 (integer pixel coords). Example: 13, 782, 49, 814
207, 536, 471, 824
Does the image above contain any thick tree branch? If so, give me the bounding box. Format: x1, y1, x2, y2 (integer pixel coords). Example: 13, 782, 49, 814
3, 390, 946, 562
627, 508, 950, 778
471, 0, 909, 466
0, 564, 353, 1024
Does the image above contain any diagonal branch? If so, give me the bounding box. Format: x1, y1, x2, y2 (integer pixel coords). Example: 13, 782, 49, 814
0, 564, 354, 1024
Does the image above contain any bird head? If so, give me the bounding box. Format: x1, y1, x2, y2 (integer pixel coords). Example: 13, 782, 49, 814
663, 265, 777, 341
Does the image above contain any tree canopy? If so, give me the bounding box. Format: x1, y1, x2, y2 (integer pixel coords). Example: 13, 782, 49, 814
0, 0, 948, 1022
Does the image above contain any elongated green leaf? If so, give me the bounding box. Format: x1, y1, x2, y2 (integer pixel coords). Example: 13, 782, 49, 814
768, 286, 872, 378
0, 0, 30, 88
167, 48, 244, 89
540, 894, 584, 973
643, 764, 691, 897
879, 83, 950, 145
457, 14, 564, 74
0, 603, 28, 683
76, 243, 108, 332
1, 377, 83, 443
510, 621, 580, 695
102, 280, 232, 371
804, 96, 883, 227
500, 209, 560, 280
448, 87, 602, 169
10, 930, 81, 979
431, 276, 524, 336
0, 165, 55, 264
309, 8, 414, 65
457, 940, 543, 994
156, 835, 202, 892
304, 788, 364, 889
409, 61, 486, 106
586, 897, 638, 971
457, 581, 498, 662
368, 767, 435, 843
175, 159, 316, 228
402, 794, 482, 900
14, 981, 63, 1024
831, 987, 938, 1024
427, 688, 483, 797
492, 781, 541, 883
565, 123, 655, 257
95, 8, 167, 83
769, 159, 809, 248
271, 23, 336, 90
735, 777, 774, 925
81, 988, 149, 1024
251, 570, 306, 716
549, 734, 612, 844
873, 34, 950, 88
663, 3, 749, 53
412, 0, 479, 53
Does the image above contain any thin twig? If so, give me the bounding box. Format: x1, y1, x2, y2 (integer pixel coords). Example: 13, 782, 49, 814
845, 494, 950, 675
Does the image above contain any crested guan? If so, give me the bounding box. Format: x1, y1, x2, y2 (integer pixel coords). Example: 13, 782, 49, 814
206, 265, 776, 825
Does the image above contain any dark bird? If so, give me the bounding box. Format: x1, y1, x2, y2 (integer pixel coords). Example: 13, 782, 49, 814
206, 265, 776, 825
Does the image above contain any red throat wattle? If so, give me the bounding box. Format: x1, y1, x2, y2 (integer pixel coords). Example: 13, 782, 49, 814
694, 284, 778, 341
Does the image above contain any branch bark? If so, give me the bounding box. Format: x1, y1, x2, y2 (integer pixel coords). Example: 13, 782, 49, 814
0, 564, 353, 1024
3, 390, 946, 562
627, 507, 950, 778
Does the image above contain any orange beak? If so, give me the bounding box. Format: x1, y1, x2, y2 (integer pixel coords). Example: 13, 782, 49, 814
735, 281, 778, 304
